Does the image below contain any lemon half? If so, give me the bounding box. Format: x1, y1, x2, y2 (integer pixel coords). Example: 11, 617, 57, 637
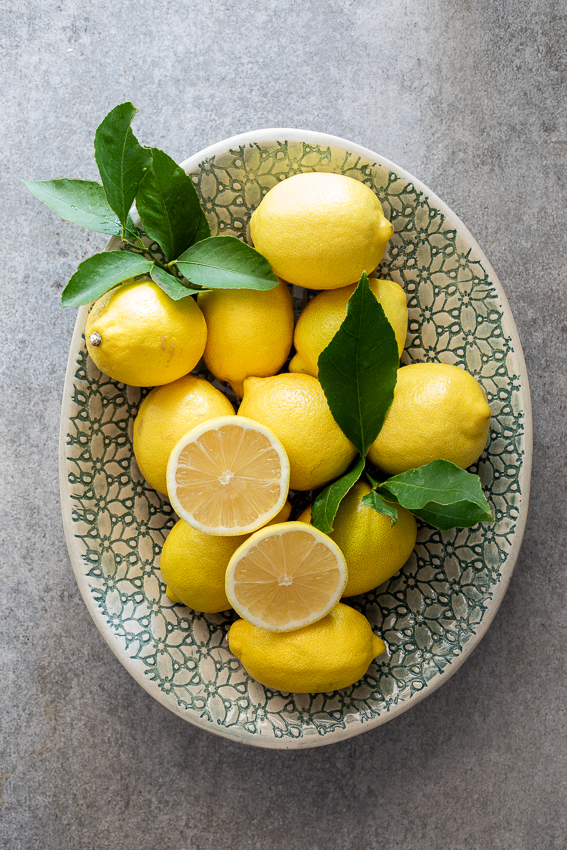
225, 522, 347, 632
166, 416, 290, 536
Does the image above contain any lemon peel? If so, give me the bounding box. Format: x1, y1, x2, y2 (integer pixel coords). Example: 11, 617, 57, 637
133, 374, 234, 494
238, 373, 357, 491
85, 278, 207, 387
228, 603, 386, 692
250, 172, 393, 290
368, 363, 491, 474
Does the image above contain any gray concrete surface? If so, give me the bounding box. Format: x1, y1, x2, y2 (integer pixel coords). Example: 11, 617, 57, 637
1, 1, 566, 848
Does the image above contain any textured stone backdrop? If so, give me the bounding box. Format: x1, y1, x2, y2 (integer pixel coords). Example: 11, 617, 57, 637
1, 1, 566, 848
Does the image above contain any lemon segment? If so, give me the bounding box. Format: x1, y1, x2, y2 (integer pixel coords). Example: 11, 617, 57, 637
85, 278, 207, 387
133, 374, 234, 494
250, 172, 394, 290
166, 415, 290, 536
228, 603, 386, 693
225, 522, 347, 632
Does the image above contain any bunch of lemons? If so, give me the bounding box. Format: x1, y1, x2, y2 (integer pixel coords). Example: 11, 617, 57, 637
84, 172, 491, 694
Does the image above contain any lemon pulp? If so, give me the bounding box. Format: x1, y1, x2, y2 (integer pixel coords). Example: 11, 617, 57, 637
166, 416, 289, 536
225, 522, 347, 632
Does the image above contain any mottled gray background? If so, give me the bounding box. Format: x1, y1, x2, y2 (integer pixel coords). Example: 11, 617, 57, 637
1, 1, 566, 848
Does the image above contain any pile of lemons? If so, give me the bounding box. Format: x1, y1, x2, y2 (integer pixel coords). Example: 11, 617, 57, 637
85, 172, 491, 694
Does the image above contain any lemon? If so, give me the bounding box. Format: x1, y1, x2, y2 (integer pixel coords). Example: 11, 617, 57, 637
225, 522, 347, 632
289, 278, 408, 377
368, 362, 491, 474
85, 279, 207, 387
250, 172, 394, 290
133, 374, 234, 494
298, 481, 417, 596
160, 518, 242, 612
238, 373, 357, 491
228, 603, 386, 693
160, 501, 292, 613
197, 280, 294, 397
166, 415, 290, 535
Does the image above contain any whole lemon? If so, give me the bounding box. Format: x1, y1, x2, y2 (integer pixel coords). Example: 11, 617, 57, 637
238, 373, 357, 491
161, 502, 292, 613
85, 279, 207, 387
289, 278, 408, 377
197, 280, 294, 397
160, 518, 243, 613
298, 481, 417, 597
228, 602, 386, 693
250, 172, 394, 290
133, 374, 234, 494
368, 363, 491, 474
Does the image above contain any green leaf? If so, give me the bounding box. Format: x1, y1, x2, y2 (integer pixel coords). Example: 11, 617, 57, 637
191, 209, 212, 245
61, 251, 153, 307
175, 236, 279, 290
318, 272, 399, 457
124, 214, 140, 243
136, 147, 203, 261
377, 460, 494, 531
361, 490, 398, 526
94, 102, 152, 229
311, 455, 365, 534
149, 265, 204, 300
22, 178, 122, 235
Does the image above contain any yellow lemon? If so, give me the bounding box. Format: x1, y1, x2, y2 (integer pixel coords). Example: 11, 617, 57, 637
197, 280, 294, 397
289, 278, 408, 376
250, 172, 394, 290
133, 374, 234, 494
225, 522, 347, 632
166, 415, 290, 536
160, 501, 292, 613
228, 603, 386, 693
85, 279, 207, 387
160, 518, 242, 613
238, 373, 357, 491
368, 363, 491, 474
298, 481, 417, 597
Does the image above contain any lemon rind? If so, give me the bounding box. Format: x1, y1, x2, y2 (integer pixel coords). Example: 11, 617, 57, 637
225, 521, 348, 632
166, 415, 290, 536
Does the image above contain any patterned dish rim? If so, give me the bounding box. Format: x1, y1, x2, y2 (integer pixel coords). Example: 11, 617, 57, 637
60, 128, 532, 748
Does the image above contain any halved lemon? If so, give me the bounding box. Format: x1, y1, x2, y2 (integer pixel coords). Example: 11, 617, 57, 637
225, 522, 348, 632
166, 415, 290, 536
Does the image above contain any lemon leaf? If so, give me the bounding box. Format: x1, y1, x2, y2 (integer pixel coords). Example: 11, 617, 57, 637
318, 272, 399, 457
94, 102, 152, 229
311, 455, 365, 534
22, 178, 123, 235
361, 490, 398, 526
192, 209, 212, 245
136, 147, 203, 261
377, 460, 494, 531
150, 265, 205, 300
61, 251, 153, 307
175, 236, 279, 290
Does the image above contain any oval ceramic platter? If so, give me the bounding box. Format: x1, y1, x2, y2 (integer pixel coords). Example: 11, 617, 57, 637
60, 130, 532, 749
